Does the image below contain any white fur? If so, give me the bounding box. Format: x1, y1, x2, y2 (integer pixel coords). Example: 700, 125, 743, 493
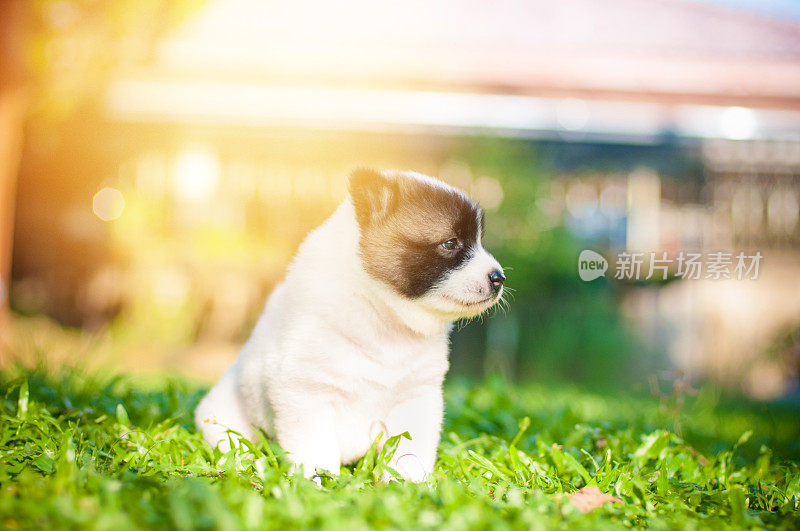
196, 191, 502, 482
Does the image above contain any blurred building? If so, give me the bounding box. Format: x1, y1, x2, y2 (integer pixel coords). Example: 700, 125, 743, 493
10, 0, 800, 390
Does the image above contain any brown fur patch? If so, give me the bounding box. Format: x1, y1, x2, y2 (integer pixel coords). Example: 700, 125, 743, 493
350, 169, 482, 298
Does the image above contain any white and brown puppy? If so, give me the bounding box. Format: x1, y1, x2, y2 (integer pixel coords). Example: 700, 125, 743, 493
195, 168, 505, 482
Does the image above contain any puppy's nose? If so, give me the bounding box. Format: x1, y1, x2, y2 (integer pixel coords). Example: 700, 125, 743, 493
489, 269, 505, 291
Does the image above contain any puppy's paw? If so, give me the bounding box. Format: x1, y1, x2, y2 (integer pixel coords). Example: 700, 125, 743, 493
390, 453, 429, 483
289, 461, 339, 486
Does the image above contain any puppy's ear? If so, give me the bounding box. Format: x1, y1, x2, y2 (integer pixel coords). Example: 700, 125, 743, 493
349, 168, 398, 226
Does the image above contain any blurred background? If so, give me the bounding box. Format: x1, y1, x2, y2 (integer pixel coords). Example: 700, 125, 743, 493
1, 0, 799, 400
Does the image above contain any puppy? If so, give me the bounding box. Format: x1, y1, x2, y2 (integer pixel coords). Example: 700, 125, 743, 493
195, 168, 505, 482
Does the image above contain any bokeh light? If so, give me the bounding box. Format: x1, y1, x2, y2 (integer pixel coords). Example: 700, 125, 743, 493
556, 98, 590, 131
471, 176, 504, 210
172, 146, 220, 202
92, 187, 126, 221
720, 106, 758, 140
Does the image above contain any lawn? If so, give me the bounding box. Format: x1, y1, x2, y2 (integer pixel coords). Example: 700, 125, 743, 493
1, 367, 798, 529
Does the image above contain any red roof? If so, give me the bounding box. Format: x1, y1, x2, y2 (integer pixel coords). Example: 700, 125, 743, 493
145, 0, 800, 108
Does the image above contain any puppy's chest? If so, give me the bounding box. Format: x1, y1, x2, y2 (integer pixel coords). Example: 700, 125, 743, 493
332, 339, 446, 463
343, 336, 448, 391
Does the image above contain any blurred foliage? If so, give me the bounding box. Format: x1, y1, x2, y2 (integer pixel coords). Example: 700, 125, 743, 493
0, 366, 797, 528
761, 323, 800, 391
449, 138, 646, 388
24, 0, 205, 119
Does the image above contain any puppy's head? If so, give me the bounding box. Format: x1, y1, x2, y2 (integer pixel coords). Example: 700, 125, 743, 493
349, 168, 504, 319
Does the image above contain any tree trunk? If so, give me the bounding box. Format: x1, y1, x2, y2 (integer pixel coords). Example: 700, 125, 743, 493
0, 0, 29, 350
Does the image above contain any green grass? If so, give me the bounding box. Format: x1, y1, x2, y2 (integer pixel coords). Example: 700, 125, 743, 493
1, 367, 798, 530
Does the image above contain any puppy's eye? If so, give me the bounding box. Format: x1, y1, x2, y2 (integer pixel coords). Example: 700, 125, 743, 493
441, 238, 460, 251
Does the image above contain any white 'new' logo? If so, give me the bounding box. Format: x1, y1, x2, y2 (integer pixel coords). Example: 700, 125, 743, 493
578, 250, 608, 281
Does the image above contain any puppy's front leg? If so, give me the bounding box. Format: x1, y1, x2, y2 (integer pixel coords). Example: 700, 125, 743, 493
274, 403, 341, 479
384, 387, 444, 482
